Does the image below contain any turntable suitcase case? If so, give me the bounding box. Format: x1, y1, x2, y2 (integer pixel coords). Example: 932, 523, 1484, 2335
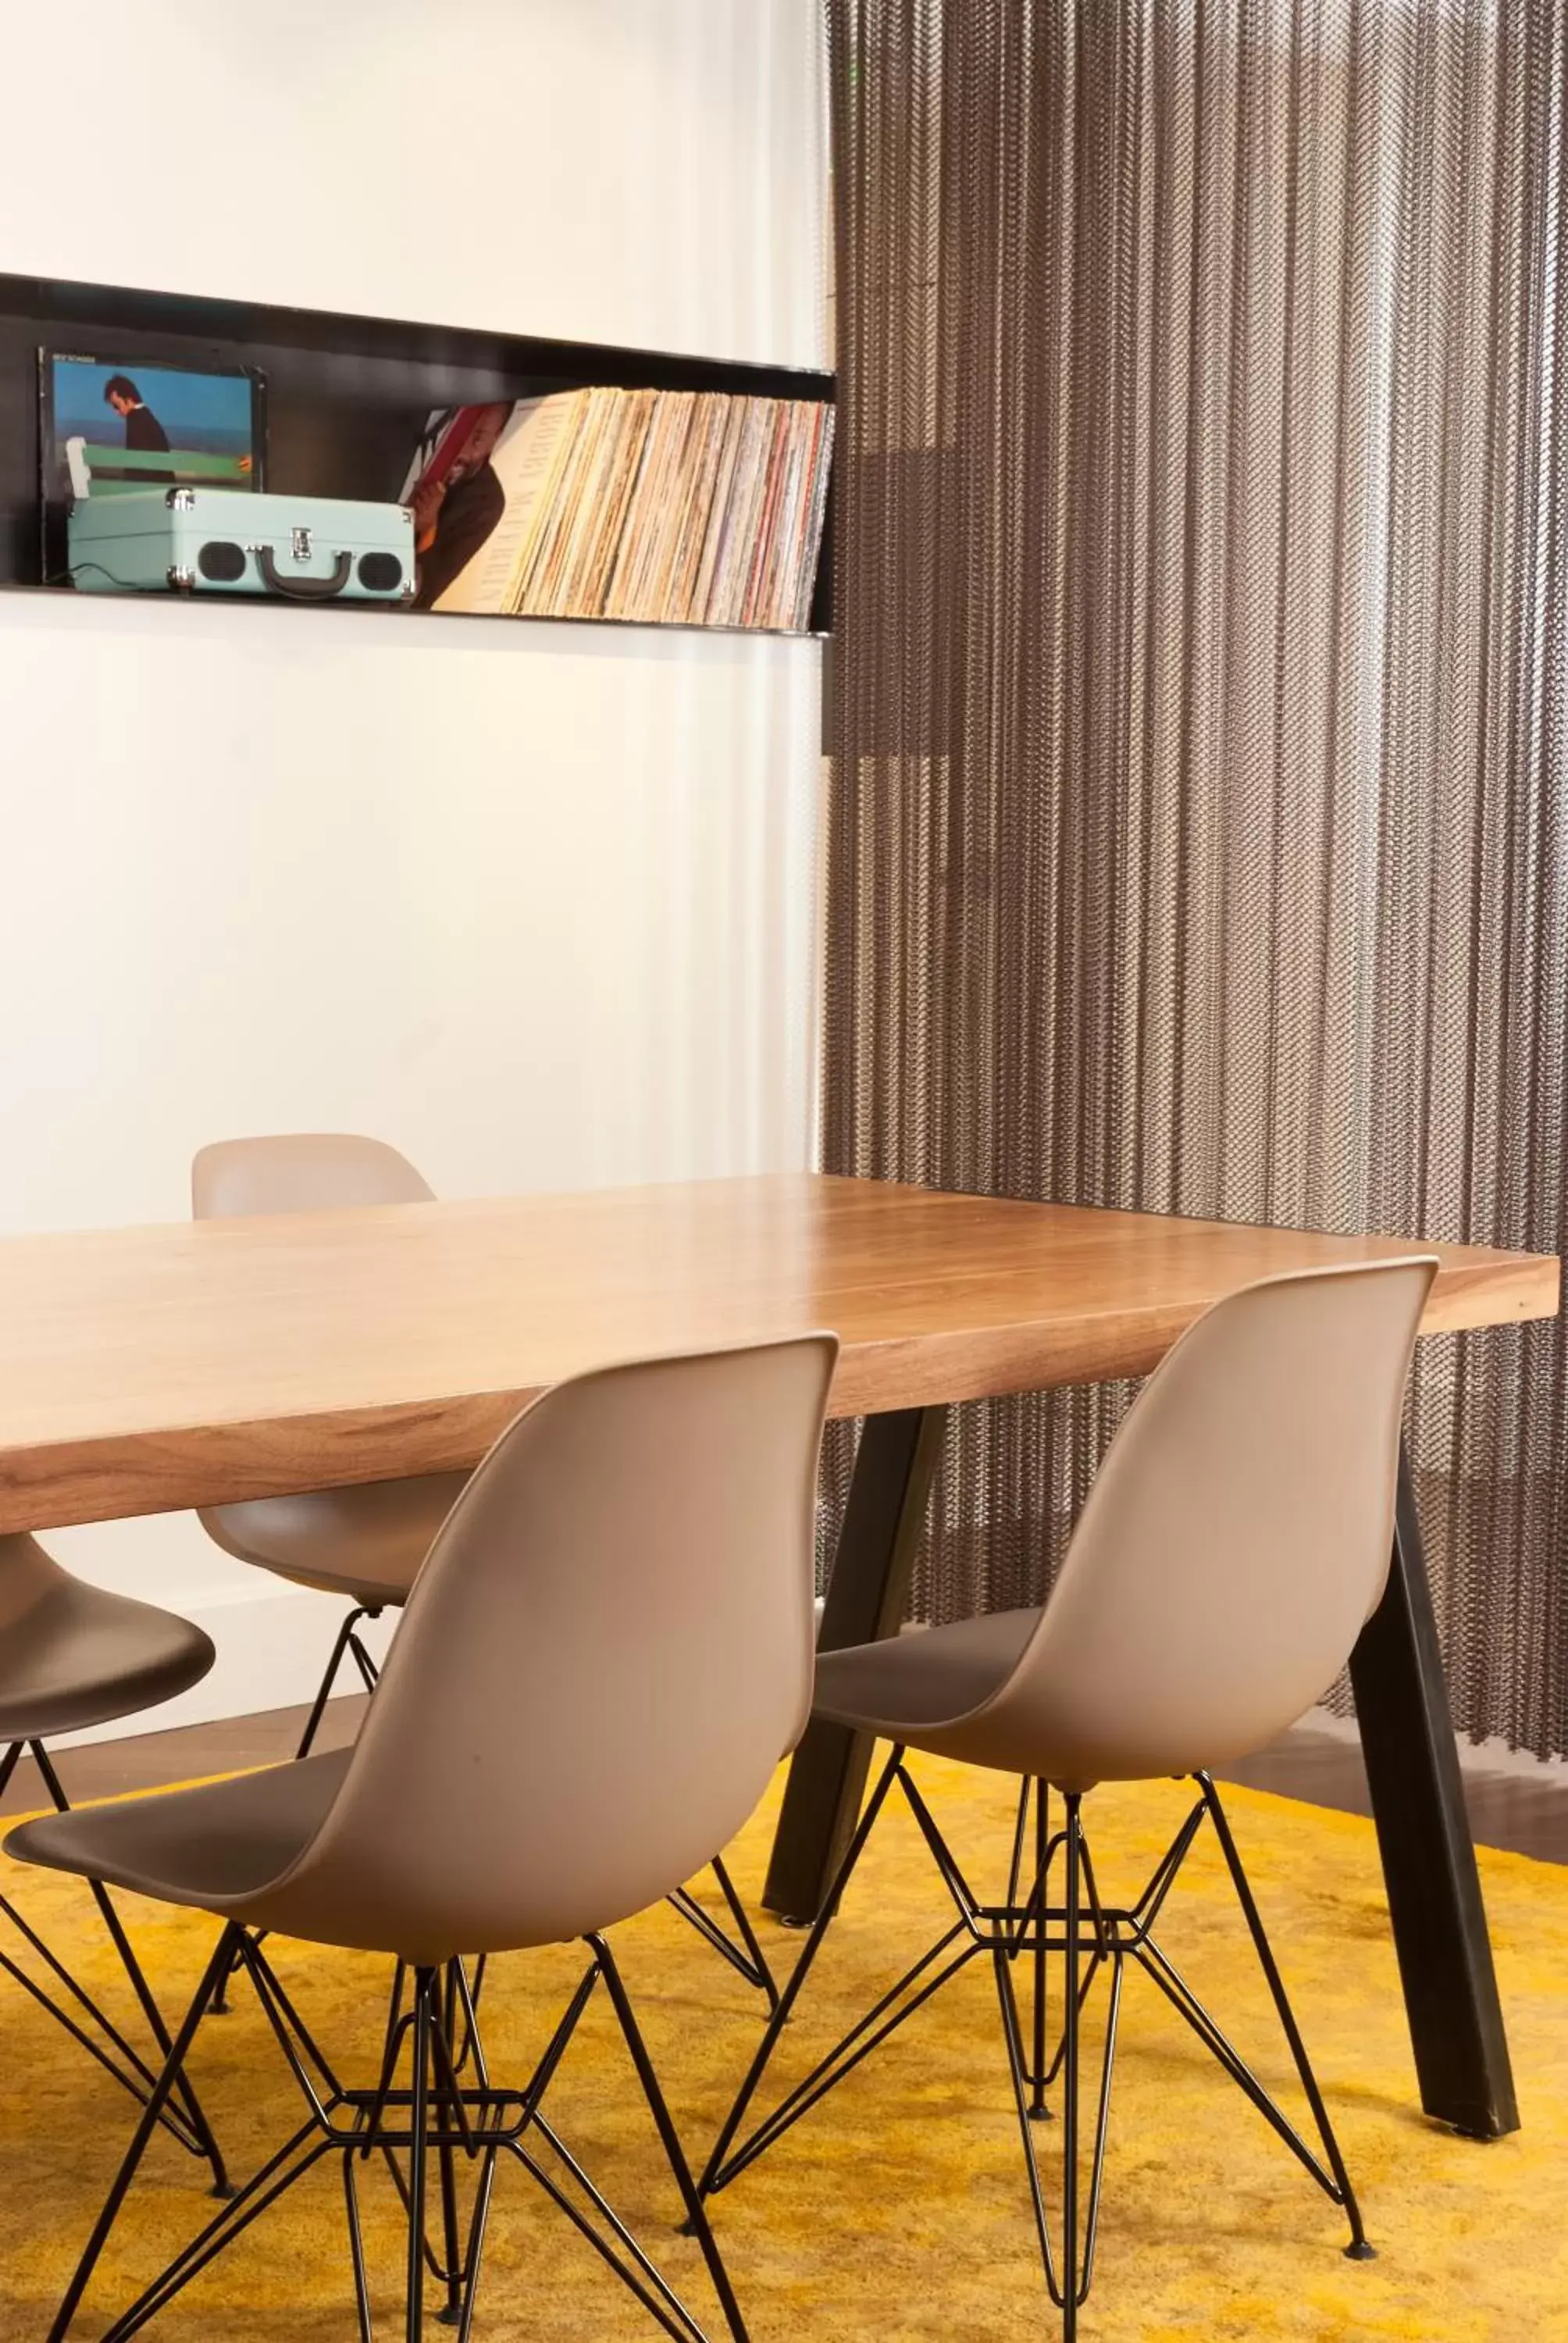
68, 488, 415, 602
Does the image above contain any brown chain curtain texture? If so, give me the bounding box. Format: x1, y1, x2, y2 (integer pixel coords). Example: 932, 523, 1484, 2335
821, 0, 1568, 1756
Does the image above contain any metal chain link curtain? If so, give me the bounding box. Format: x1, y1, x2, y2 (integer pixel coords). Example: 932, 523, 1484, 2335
821, 0, 1568, 1756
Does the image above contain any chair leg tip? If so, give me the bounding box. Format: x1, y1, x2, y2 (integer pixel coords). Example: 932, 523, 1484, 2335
208, 2180, 239, 2202
1344, 2240, 1377, 2262
436, 2306, 463, 2326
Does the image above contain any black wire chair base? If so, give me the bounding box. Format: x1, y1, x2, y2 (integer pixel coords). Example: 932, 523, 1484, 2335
294, 1605, 386, 1763
701, 1752, 1370, 2339
667, 1857, 780, 2011
46, 1924, 752, 2343
0, 1739, 230, 2195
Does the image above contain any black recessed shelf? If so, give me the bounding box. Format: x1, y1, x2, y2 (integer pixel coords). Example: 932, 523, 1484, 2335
0, 270, 835, 637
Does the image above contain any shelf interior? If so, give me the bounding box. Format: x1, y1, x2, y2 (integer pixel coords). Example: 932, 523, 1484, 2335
0, 271, 834, 633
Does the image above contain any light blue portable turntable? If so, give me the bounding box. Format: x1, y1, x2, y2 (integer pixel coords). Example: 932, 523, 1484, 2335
67, 487, 415, 603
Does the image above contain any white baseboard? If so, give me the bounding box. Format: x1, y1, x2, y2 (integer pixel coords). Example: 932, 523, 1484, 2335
52, 1581, 397, 1752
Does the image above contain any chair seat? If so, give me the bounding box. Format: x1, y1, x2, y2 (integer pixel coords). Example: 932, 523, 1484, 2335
0, 1571, 215, 1742
5, 1748, 351, 1910
814, 1609, 1042, 1745
200, 1473, 469, 1609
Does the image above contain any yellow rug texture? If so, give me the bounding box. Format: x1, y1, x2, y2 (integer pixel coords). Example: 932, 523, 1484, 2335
0, 1756, 1565, 2341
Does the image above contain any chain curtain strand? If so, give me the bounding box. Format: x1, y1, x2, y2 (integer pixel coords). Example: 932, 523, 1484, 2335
821, 0, 1568, 1756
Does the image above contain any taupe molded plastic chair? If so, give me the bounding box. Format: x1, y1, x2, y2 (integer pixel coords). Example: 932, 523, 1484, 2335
0, 1534, 229, 2194
14, 1334, 836, 2343
194, 1130, 785, 2010
703, 1260, 1438, 2341
192, 1135, 466, 1757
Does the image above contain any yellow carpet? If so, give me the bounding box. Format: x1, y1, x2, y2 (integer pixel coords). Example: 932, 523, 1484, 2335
2, 1756, 1566, 2341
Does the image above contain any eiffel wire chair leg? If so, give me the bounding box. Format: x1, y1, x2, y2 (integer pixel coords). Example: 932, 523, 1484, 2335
246, 1946, 347, 2108
992, 1811, 1122, 2316
1076, 1945, 1123, 2304
81, 1874, 233, 2197
9, 1742, 231, 2188
504, 1949, 729, 2343
509, 2132, 707, 2343
720, 1919, 978, 2195
347, 1622, 383, 1698
106, 2128, 330, 2342
434, 1963, 467, 2325
0, 1916, 215, 2159
0, 1892, 216, 2160
1196, 1774, 1373, 2258
665, 1881, 773, 1999
699, 1742, 904, 2197
1060, 1792, 1083, 2341
209, 1937, 241, 2017
1039, 1826, 1112, 2096
1005, 1772, 1031, 1908
424, 1967, 501, 2341
529, 2104, 718, 2338
454, 1952, 487, 2074
520, 1960, 600, 2122
1031, 1780, 1050, 2118
1134, 1931, 1347, 2195
891, 1763, 984, 1918
361, 1965, 415, 2161
454, 2144, 499, 2343
701, 1756, 985, 2194
296, 1606, 380, 1761
590, 1932, 753, 2343
342, 2149, 376, 2343
993, 1943, 1064, 2307
31, 1742, 231, 2196
405, 1967, 434, 2343
45, 1923, 243, 2343
996, 1933, 1123, 2320
1129, 1792, 1209, 1931
712, 1853, 782, 2010
372, 1993, 458, 2311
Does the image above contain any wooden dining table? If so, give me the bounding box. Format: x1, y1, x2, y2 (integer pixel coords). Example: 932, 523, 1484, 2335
0, 1171, 1553, 2141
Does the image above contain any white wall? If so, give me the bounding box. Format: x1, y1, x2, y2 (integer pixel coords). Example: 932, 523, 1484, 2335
2, 0, 827, 369
0, 0, 829, 1736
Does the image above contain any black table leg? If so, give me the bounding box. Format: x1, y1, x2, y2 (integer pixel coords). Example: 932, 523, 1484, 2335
1348, 1442, 1519, 2138
764, 1406, 947, 1924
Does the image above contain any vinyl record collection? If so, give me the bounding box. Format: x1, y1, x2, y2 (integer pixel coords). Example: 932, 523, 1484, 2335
404, 388, 833, 630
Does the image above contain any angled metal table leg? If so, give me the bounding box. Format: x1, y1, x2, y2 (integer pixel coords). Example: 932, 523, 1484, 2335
764, 1407, 947, 1925
1349, 1443, 1518, 2138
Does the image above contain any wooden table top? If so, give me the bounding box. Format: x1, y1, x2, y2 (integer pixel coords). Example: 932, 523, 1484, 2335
0, 1173, 1554, 1532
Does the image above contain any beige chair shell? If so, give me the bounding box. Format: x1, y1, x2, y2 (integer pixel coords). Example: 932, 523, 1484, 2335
9, 1336, 836, 1965
192, 1136, 466, 1607
192, 1132, 435, 1220
812, 1259, 1438, 1788
0, 1532, 215, 1743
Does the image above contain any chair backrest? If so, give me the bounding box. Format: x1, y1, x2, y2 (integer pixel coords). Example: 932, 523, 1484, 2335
192, 1133, 433, 1220
950, 1258, 1436, 1785
247, 1336, 837, 1962
192, 1135, 443, 1571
